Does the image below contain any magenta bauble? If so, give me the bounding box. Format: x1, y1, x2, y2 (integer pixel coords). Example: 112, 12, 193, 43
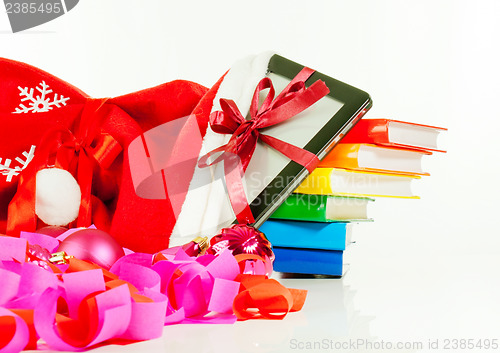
57, 229, 125, 269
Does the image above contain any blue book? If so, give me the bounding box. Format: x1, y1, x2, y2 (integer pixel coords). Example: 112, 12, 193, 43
272, 247, 344, 276
259, 219, 350, 251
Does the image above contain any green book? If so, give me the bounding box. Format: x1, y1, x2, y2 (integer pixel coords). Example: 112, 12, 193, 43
270, 194, 373, 222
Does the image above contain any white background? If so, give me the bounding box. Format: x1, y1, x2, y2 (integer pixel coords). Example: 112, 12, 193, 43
2, 1, 500, 352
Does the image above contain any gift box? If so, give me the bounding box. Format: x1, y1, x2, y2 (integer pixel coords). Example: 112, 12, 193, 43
128, 52, 372, 247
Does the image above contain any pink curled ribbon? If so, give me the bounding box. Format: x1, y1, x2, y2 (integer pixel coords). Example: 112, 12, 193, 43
0, 308, 30, 353
198, 67, 330, 224
0, 235, 168, 352
0, 231, 307, 352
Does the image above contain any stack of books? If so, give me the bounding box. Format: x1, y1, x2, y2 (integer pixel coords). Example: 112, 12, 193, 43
260, 119, 446, 276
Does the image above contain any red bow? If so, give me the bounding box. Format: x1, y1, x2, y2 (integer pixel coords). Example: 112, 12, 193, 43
7, 98, 122, 234
198, 67, 330, 224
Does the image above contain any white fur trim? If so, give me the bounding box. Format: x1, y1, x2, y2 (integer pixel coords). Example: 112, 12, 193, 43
35, 168, 81, 226
169, 52, 274, 246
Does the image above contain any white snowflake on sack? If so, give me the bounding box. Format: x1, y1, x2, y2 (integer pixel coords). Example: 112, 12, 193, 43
0, 145, 36, 182
13, 81, 69, 113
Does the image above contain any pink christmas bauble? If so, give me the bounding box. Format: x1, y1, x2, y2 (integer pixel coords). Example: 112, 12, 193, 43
57, 229, 125, 269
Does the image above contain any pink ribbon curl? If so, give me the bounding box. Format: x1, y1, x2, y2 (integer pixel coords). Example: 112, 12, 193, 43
112, 248, 242, 325
0, 229, 307, 352
0, 235, 168, 352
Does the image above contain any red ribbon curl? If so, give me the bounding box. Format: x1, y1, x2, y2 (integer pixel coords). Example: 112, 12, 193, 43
7, 98, 122, 235
198, 68, 330, 224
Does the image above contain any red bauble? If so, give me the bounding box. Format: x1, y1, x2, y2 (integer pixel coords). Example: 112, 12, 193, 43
27, 244, 52, 270
57, 229, 125, 269
207, 224, 274, 261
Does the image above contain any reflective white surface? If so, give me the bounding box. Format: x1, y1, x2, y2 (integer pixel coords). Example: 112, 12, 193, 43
5, 1, 500, 352
56, 275, 377, 353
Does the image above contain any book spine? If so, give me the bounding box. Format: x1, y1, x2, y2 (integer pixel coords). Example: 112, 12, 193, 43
294, 168, 334, 195
366, 119, 391, 144
270, 194, 329, 222
272, 247, 344, 276
260, 219, 347, 250
318, 143, 362, 169
341, 119, 391, 145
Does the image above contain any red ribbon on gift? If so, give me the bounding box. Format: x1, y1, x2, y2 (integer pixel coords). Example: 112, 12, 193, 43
7, 98, 122, 235
198, 68, 330, 224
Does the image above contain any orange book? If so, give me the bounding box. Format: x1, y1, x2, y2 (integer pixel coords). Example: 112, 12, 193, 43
319, 143, 431, 176
340, 119, 447, 152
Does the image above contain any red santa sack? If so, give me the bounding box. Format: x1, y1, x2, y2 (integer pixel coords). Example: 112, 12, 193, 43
0, 57, 207, 253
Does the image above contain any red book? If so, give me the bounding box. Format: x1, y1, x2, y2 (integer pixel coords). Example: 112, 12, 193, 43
341, 119, 447, 152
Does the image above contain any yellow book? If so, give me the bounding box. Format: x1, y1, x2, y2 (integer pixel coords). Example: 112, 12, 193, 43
294, 168, 420, 199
